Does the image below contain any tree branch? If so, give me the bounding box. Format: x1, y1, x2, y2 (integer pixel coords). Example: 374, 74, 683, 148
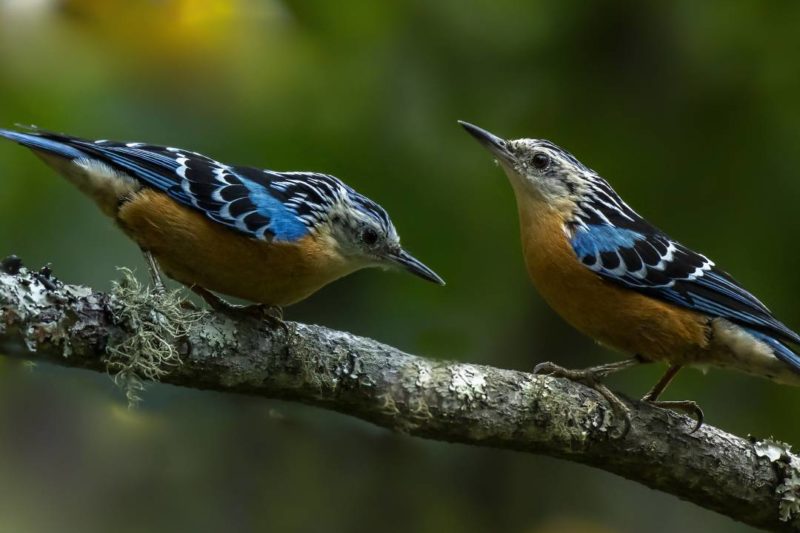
1, 257, 798, 532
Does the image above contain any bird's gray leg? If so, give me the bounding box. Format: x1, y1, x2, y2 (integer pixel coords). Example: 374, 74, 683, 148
191, 285, 237, 311
191, 286, 286, 330
533, 357, 643, 438
641, 364, 682, 402
141, 249, 166, 295
642, 364, 704, 433
141, 249, 200, 310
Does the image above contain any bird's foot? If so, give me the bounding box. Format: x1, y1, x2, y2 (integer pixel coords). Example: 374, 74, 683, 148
642, 398, 704, 433
533, 361, 633, 438
191, 286, 286, 332
213, 301, 286, 332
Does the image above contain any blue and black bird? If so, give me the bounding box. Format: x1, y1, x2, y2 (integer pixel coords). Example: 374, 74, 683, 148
0, 127, 444, 312
461, 121, 800, 430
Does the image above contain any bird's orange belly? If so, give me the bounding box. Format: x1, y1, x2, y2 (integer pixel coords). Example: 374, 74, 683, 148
519, 211, 710, 362
116, 190, 355, 306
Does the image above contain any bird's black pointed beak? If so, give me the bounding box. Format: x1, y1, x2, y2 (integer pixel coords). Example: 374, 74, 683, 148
458, 121, 516, 165
386, 249, 445, 285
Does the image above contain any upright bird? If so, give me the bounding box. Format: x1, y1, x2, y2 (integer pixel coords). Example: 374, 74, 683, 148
461, 121, 800, 432
0, 128, 444, 315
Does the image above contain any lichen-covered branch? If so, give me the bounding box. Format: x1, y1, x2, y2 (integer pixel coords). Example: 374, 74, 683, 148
0, 257, 798, 532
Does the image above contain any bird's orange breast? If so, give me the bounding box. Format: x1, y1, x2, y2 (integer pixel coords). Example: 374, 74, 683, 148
515, 199, 710, 362
117, 189, 358, 306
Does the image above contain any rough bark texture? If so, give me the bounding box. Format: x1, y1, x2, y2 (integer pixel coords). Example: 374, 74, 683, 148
1, 258, 799, 532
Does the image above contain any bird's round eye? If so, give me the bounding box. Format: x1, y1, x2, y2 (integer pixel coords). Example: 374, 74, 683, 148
532, 153, 550, 169
361, 227, 379, 246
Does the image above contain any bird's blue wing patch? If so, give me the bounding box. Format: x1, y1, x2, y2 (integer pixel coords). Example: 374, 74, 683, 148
232, 169, 309, 241
570, 223, 800, 347
571, 225, 645, 266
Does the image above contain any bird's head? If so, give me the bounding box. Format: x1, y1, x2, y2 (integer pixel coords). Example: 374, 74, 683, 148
325, 188, 445, 286
459, 121, 593, 210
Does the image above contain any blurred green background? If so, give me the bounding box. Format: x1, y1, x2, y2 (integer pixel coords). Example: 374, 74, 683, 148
1, 0, 799, 531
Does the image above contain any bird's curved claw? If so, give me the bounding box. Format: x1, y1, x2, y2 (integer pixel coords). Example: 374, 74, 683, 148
643, 399, 704, 433
533, 361, 567, 378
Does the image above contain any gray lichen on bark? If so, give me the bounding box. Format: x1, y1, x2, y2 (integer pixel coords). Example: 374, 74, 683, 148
755, 438, 800, 522
106, 268, 205, 404
1, 258, 799, 532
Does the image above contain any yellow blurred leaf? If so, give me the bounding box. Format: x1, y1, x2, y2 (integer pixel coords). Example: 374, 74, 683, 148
56, 0, 286, 65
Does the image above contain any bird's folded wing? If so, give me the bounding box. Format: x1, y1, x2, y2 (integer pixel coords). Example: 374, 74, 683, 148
570, 223, 800, 348
1, 130, 316, 242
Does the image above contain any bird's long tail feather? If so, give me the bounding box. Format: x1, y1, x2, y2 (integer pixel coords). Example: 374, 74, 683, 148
745, 327, 800, 374
0, 128, 141, 217
0, 129, 86, 160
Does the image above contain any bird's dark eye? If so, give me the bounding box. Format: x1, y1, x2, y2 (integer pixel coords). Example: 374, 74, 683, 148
532, 153, 550, 169
361, 227, 379, 245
